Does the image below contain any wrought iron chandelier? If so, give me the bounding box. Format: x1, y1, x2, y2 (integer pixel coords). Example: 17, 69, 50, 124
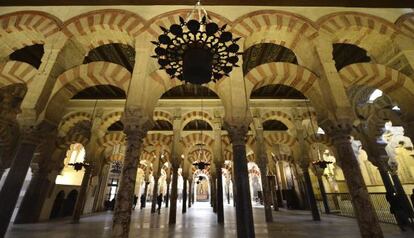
193, 161, 210, 170
69, 161, 89, 172
312, 160, 332, 169
151, 0, 241, 85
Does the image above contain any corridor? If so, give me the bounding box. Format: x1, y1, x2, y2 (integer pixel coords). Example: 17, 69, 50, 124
6, 202, 412, 238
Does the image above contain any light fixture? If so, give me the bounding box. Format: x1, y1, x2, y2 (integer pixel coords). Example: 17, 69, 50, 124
196, 175, 204, 184
68, 162, 88, 172
305, 101, 332, 170
311, 160, 332, 170
151, 0, 241, 85
193, 161, 210, 170
110, 161, 122, 174
69, 100, 97, 172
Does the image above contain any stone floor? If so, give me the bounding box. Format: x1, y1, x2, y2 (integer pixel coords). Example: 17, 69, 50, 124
6, 202, 414, 238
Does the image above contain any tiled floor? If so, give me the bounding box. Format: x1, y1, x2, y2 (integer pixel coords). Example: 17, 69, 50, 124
6, 202, 414, 238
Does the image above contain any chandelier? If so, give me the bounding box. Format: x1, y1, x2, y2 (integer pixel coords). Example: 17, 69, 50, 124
151, 0, 241, 85
193, 161, 210, 170
69, 161, 89, 172
312, 160, 332, 169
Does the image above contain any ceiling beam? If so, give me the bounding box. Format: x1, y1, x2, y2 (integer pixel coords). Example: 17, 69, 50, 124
1, 0, 413, 8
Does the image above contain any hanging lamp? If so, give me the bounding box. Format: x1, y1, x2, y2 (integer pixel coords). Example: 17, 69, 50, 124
151, 0, 241, 85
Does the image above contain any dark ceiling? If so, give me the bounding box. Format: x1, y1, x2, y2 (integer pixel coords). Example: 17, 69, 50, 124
263, 120, 288, 131
183, 119, 213, 131
9, 44, 44, 69
72, 85, 126, 99
243, 43, 298, 75
108, 120, 124, 131
2, 0, 411, 7
83, 43, 135, 73
332, 43, 371, 71
251, 84, 306, 99
161, 84, 219, 99
153, 120, 173, 130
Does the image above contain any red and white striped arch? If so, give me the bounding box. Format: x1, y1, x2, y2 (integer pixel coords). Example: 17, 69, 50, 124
0, 61, 37, 89
317, 12, 400, 40
245, 62, 320, 102
153, 110, 173, 124
45, 62, 131, 123
62, 9, 145, 50
181, 110, 214, 130
181, 132, 214, 149
144, 9, 230, 39
395, 13, 414, 38
265, 132, 298, 147
99, 111, 123, 132
232, 10, 318, 44
0, 11, 62, 58
97, 132, 126, 148
339, 63, 414, 97
339, 62, 414, 114
231, 10, 319, 70
144, 133, 172, 147
59, 111, 92, 135
261, 110, 295, 129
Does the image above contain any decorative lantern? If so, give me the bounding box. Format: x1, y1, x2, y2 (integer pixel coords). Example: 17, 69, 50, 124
151, 1, 241, 85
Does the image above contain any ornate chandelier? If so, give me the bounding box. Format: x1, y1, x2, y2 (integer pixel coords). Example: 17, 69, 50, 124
151, 1, 241, 85
193, 161, 210, 170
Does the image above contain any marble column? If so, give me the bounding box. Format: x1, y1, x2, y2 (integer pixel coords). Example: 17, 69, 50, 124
301, 164, 321, 221
111, 126, 147, 238
0, 169, 4, 182
317, 174, 330, 214
292, 163, 307, 209
165, 179, 170, 208
313, 166, 330, 214
273, 163, 283, 209
188, 178, 192, 208
255, 123, 273, 222
0, 126, 47, 238
330, 128, 383, 238
226, 123, 255, 238
93, 163, 110, 212
182, 177, 187, 214
73, 165, 92, 223
151, 176, 160, 213
210, 175, 217, 213
142, 181, 149, 208
226, 180, 231, 205
14, 166, 52, 224
216, 164, 224, 224
390, 171, 414, 218
168, 161, 179, 225
232, 177, 236, 207
213, 118, 224, 222
268, 175, 279, 211
258, 161, 273, 222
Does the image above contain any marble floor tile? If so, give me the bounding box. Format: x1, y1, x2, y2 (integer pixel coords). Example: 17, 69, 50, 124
6, 202, 413, 238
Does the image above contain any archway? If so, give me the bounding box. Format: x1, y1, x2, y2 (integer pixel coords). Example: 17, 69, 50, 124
49, 191, 65, 219
194, 174, 210, 202
62, 190, 78, 217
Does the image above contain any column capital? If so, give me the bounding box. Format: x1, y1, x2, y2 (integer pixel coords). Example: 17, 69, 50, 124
298, 160, 310, 171
224, 121, 249, 146
122, 106, 154, 137
171, 158, 181, 170
20, 121, 57, 145
214, 159, 224, 168
320, 119, 353, 146
0, 84, 26, 120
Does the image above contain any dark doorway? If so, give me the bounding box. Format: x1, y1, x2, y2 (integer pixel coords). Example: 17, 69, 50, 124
62, 190, 78, 217
49, 191, 65, 219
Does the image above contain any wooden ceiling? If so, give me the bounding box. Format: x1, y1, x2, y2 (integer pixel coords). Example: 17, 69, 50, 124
2, 0, 412, 7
